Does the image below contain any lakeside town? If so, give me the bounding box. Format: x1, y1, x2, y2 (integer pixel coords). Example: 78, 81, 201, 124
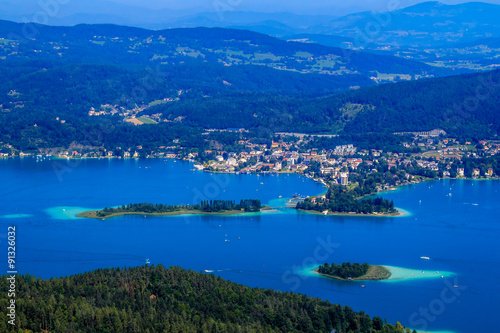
2, 129, 499, 193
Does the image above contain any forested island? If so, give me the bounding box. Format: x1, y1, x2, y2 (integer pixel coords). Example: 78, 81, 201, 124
0, 265, 415, 333
296, 186, 397, 216
317, 262, 392, 281
77, 200, 264, 219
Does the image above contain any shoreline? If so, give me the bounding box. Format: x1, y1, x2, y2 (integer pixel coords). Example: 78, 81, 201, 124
382, 265, 455, 282
77, 206, 273, 219
298, 208, 404, 217
5, 155, 499, 181
310, 264, 455, 282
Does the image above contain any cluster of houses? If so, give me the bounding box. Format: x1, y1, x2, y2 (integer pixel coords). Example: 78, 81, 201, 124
199, 144, 359, 174
2, 133, 498, 185
190, 135, 499, 186
88, 101, 174, 125
88, 104, 146, 117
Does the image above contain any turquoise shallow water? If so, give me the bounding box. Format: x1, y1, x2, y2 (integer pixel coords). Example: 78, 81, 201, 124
0, 214, 33, 218
0, 157, 499, 333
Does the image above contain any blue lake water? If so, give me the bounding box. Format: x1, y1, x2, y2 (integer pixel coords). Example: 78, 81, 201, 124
1, 157, 499, 333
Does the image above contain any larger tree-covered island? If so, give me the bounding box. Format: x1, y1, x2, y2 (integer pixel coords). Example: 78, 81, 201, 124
77, 199, 265, 219
296, 186, 397, 216
317, 262, 392, 281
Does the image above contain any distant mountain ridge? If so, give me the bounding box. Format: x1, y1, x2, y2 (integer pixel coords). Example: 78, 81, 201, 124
0, 19, 450, 82
308, 1, 500, 47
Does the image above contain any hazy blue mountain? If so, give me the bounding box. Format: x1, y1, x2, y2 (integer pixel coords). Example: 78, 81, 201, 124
0, 20, 450, 82
453, 37, 500, 49
164, 11, 340, 36
0, 0, 197, 29
226, 21, 299, 37
309, 1, 500, 47
3, 1, 500, 48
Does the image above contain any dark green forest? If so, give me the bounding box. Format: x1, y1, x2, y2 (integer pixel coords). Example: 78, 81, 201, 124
95, 200, 262, 217
318, 263, 370, 279
150, 69, 500, 138
296, 186, 396, 215
0, 265, 416, 333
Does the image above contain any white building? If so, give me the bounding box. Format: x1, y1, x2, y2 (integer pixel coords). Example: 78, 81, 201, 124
340, 172, 349, 186
320, 167, 336, 176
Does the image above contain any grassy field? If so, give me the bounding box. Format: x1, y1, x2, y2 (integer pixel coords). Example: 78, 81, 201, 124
340, 103, 374, 119
125, 118, 143, 126
294, 51, 313, 58
137, 117, 157, 124
151, 54, 169, 60
376, 72, 412, 81
253, 52, 282, 61
148, 99, 169, 107
175, 47, 204, 58
422, 151, 442, 157
310, 59, 338, 70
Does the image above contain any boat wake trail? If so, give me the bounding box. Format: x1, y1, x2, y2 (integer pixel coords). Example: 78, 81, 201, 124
18, 248, 147, 263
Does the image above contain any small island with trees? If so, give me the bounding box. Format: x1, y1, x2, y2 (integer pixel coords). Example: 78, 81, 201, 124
77, 199, 265, 219
316, 262, 391, 281
296, 185, 398, 216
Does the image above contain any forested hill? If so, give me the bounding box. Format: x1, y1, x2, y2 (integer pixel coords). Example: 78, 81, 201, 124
1, 67, 499, 151
0, 19, 448, 81
320, 69, 500, 138
0, 265, 414, 333
142, 69, 500, 138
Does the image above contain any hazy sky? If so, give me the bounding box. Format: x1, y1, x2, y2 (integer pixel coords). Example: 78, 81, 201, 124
3, 0, 500, 15
1, 0, 499, 23
103, 0, 500, 13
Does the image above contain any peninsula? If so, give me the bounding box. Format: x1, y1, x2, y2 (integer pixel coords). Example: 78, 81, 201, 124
316, 262, 391, 281
77, 200, 266, 219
